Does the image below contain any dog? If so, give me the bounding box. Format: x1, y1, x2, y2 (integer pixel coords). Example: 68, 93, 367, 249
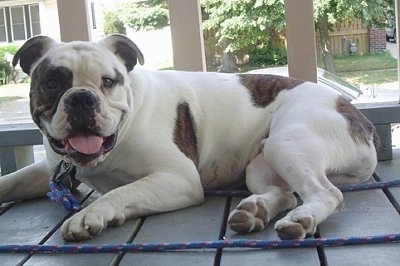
0, 35, 379, 242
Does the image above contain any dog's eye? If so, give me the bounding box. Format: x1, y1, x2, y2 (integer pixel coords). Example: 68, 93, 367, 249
102, 77, 114, 88
46, 79, 58, 90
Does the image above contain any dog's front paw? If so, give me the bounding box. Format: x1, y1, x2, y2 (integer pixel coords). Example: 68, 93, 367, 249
228, 196, 270, 234
274, 207, 316, 240
61, 202, 125, 242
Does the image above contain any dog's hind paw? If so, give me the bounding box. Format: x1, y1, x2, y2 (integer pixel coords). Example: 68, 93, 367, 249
274, 209, 316, 240
228, 197, 269, 234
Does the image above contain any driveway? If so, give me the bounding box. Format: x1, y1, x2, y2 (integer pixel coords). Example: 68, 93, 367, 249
387, 41, 398, 59
0, 83, 31, 124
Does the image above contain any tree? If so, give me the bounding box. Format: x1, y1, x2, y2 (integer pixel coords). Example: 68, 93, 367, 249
202, 0, 285, 72
314, 0, 394, 73
114, 0, 393, 73
118, 0, 169, 31
203, 0, 393, 73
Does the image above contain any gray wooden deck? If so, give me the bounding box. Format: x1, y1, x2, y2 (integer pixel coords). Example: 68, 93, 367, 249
1, 148, 400, 265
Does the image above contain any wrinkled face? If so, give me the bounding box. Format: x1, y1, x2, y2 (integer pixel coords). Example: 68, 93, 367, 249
28, 42, 133, 167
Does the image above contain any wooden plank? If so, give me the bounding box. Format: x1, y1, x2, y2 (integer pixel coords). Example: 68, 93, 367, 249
0, 123, 42, 147
168, 0, 206, 71
319, 189, 400, 265
0, 147, 17, 175
0, 198, 70, 265
375, 124, 393, 161
329, 29, 369, 36
119, 197, 228, 265
0, 185, 92, 265
356, 101, 400, 124
25, 219, 142, 266
0, 146, 36, 175
284, 0, 317, 82
375, 148, 400, 203
25, 190, 142, 266
56, 0, 92, 42
220, 197, 320, 265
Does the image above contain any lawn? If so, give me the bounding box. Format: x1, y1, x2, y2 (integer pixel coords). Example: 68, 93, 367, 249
207, 50, 398, 86
0, 96, 23, 105
331, 51, 398, 85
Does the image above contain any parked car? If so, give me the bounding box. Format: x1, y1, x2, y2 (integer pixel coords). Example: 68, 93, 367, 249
248, 66, 362, 101
386, 16, 396, 42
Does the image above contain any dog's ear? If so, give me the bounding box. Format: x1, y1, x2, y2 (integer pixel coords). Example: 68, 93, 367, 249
99, 34, 144, 72
12, 35, 57, 75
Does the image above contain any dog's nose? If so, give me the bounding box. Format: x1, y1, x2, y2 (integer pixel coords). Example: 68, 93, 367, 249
66, 90, 97, 110
65, 89, 98, 129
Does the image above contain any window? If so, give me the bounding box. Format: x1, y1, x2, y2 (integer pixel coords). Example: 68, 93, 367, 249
29, 5, 40, 36
90, 2, 96, 29
10, 6, 26, 41
0, 8, 7, 42
2, 4, 41, 42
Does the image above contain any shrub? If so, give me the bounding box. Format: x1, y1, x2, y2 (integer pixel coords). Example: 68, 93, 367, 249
0, 44, 20, 84
0, 59, 11, 82
0, 44, 20, 60
248, 44, 288, 67
104, 11, 126, 35
118, 3, 169, 31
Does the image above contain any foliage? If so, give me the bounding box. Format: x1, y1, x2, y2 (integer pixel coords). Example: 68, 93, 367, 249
314, 0, 394, 30
314, 0, 393, 73
248, 44, 287, 67
0, 59, 11, 80
0, 45, 20, 83
202, 0, 285, 53
114, 0, 394, 71
0, 45, 19, 60
104, 11, 126, 35
118, 0, 169, 31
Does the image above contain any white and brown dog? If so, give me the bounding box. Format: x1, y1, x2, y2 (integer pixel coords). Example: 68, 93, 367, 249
0, 35, 379, 242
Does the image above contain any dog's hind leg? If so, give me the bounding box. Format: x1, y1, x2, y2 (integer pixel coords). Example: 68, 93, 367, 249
228, 153, 298, 234
262, 129, 344, 240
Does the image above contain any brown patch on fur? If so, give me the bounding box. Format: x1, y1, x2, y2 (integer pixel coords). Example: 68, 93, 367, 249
174, 102, 198, 165
239, 74, 304, 107
335, 96, 380, 149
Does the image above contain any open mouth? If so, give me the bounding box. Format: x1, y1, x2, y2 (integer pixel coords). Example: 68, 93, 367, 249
48, 133, 117, 165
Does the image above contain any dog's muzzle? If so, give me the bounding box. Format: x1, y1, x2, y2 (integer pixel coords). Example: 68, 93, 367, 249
48, 133, 117, 165
47, 89, 118, 165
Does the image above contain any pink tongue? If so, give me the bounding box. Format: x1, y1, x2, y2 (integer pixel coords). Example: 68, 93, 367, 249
68, 135, 104, 155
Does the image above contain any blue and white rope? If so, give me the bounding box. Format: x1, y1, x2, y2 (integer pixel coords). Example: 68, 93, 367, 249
0, 233, 399, 253
6, 165, 397, 254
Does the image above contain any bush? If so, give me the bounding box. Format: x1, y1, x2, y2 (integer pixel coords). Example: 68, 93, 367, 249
118, 3, 169, 31
0, 44, 20, 84
248, 45, 288, 67
104, 11, 126, 35
0, 59, 11, 80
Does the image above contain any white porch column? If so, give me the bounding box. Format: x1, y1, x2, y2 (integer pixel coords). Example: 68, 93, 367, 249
56, 0, 92, 42
168, 0, 206, 71
284, 0, 317, 82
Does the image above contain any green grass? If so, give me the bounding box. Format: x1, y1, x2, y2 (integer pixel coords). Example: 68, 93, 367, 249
334, 51, 397, 72
331, 51, 398, 85
338, 69, 398, 85
0, 96, 23, 105
206, 50, 398, 85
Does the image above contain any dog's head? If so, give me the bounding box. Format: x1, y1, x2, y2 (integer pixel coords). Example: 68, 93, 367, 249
13, 35, 144, 167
